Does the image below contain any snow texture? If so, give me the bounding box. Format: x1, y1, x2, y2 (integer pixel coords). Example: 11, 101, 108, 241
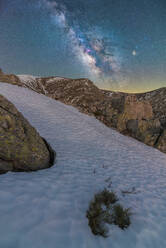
17, 75, 38, 84
0, 82, 166, 248
17, 75, 39, 92
47, 77, 67, 82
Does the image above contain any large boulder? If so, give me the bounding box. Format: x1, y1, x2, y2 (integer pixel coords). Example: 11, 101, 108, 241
0, 94, 55, 174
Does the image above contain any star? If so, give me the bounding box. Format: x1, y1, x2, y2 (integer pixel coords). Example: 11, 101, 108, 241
132, 50, 137, 56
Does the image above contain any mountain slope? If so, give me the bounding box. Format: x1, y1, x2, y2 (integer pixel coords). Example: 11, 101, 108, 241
0, 82, 166, 248
0, 70, 166, 153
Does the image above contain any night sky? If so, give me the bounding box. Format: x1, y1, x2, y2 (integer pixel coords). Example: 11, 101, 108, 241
0, 0, 166, 92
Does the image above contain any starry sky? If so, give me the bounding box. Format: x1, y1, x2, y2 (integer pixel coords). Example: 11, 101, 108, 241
0, 0, 166, 92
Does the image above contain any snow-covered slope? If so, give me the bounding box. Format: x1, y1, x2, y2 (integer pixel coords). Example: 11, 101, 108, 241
0, 82, 166, 248
17, 74, 38, 84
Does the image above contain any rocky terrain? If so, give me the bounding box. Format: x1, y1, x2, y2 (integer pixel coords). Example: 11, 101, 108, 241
0, 69, 166, 153
0, 69, 22, 86
0, 91, 55, 173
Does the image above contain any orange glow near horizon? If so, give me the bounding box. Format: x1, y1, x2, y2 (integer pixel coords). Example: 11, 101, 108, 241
99, 80, 166, 94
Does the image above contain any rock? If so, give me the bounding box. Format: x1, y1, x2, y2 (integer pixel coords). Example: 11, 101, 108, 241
116, 96, 163, 147
126, 119, 138, 135
0, 94, 55, 174
137, 119, 161, 146
156, 130, 166, 153
0, 69, 22, 86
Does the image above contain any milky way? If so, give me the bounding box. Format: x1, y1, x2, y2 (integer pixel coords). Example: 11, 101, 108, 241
41, 0, 122, 86
0, 0, 166, 92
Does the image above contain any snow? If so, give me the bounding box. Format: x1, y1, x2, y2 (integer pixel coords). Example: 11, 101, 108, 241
0, 82, 166, 248
17, 75, 38, 84
17, 75, 39, 92
47, 77, 67, 82
17, 75, 68, 93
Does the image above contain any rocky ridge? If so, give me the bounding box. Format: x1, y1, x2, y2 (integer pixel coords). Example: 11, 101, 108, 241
0, 69, 166, 153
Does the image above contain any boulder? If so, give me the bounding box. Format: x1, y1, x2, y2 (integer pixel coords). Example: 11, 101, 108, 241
0, 94, 55, 174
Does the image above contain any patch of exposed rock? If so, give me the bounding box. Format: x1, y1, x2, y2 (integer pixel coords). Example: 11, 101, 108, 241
0, 93, 55, 174
0, 69, 166, 154
0, 69, 22, 87
117, 95, 162, 147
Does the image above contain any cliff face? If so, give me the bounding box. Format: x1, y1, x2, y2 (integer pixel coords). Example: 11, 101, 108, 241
117, 95, 161, 146
0, 70, 166, 154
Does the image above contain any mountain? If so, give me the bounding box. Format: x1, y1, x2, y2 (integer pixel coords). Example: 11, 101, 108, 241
0, 82, 166, 247
0, 69, 166, 153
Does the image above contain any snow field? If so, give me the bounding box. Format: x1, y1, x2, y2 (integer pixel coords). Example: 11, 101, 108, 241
0, 82, 166, 248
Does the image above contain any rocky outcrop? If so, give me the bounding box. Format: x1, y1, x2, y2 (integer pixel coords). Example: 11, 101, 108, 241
0, 69, 22, 86
116, 95, 162, 146
0, 94, 55, 174
0, 69, 166, 154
